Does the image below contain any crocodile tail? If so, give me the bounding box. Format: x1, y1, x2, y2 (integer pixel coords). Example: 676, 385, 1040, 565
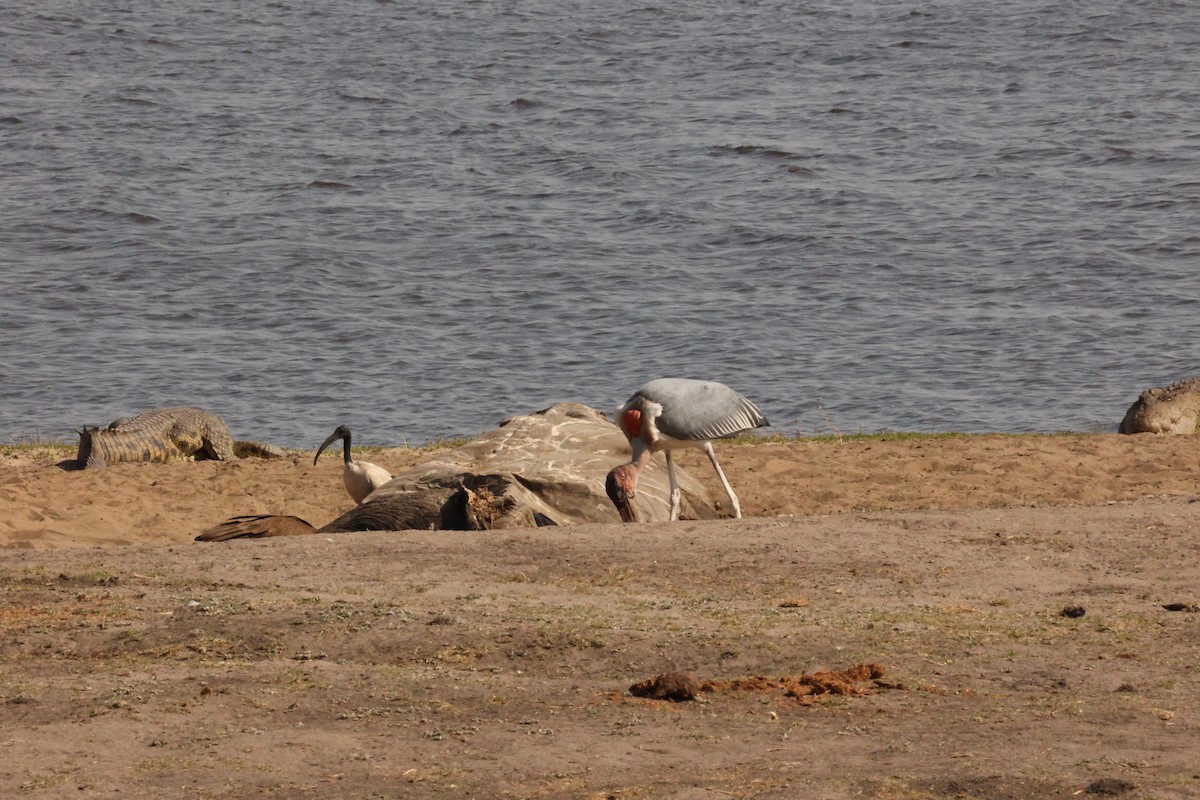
233, 440, 289, 459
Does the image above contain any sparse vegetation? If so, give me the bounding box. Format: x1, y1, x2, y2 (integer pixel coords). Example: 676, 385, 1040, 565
733, 429, 1086, 445
0, 442, 74, 460
3, 433, 1200, 797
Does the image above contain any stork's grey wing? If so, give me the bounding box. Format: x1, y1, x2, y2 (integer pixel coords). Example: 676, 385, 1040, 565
636, 378, 768, 440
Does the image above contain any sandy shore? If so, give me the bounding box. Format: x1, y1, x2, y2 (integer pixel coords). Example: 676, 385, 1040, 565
1, 433, 1198, 798
2, 432, 1199, 549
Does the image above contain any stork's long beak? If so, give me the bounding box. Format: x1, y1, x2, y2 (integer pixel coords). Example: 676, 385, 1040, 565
605, 468, 640, 523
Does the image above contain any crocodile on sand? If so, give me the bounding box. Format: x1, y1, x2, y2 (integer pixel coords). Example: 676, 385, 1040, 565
75, 407, 288, 469
1118, 376, 1200, 435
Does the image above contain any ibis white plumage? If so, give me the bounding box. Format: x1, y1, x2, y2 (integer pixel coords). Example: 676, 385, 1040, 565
314, 425, 392, 505
605, 378, 768, 522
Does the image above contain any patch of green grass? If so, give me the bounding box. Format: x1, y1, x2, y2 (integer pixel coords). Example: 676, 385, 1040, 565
348, 437, 470, 456
414, 436, 472, 451
74, 570, 119, 585
0, 442, 75, 459
130, 756, 201, 775
18, 770, 72, 794
346, 444, 394, 455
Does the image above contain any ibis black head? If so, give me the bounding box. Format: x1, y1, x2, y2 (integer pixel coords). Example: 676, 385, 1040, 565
314, 425, 353, 465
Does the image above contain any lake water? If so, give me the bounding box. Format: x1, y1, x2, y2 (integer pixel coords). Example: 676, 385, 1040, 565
3, 0, 1198, 448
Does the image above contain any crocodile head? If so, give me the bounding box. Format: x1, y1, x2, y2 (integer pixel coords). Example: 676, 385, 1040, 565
1119, 379, 1200, 434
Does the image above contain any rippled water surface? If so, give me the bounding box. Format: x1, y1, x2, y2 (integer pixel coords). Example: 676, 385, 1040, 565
3, 0, 1199, 447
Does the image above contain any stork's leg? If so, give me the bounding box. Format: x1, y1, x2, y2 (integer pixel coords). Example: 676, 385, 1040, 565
665, 451, 682, 521
703, 441, 741, 518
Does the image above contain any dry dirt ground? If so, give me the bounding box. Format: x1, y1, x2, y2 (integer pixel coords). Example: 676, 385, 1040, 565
1, 434, 1199, 799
